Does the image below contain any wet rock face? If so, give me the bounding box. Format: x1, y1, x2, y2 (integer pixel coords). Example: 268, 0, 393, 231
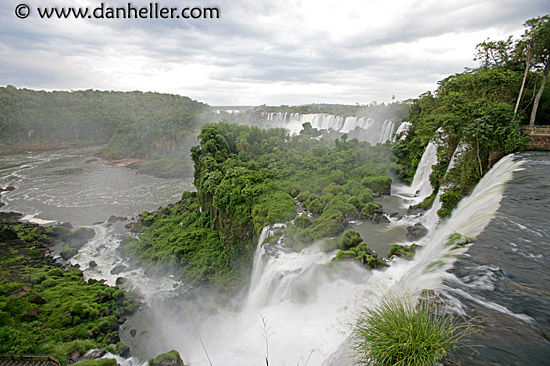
62, 227, 96, 249
0, 212, 23, 224
60, 247, 78, 260
406, 223, 429, 241
107, 215, 127, 225
0, 186, 15, 208
111, 264, 128, 275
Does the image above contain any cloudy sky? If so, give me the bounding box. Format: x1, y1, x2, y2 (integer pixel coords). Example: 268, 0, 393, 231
1, 0, 548, 106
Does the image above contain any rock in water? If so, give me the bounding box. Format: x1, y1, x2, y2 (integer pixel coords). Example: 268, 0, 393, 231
62, 227, 95, 249
110, 264, 128, 275
406, 223, 428, 241
149, 350, 185, 366
60, 247, 78, 260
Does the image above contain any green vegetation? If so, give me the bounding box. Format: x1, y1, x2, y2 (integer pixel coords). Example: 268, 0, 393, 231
445, 233, 473, 250
0, 218, 135, 364
0, 86, 207, 177
393, 16, 550, 218
124, 122, 395, 290
331, 231, 387, 269
353, 296, 476, 366
388, 244, 418, 260
149, 350, 184, 366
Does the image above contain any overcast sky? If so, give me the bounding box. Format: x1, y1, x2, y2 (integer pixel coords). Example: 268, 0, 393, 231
1, 0, 548, 106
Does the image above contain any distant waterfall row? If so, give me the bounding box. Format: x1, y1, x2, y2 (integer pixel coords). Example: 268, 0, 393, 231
263, 112, 406, 145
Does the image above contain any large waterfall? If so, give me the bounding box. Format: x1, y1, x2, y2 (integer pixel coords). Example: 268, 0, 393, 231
263, 112, 401, 145
3, 146, 544, 366
136, 154, 524, 366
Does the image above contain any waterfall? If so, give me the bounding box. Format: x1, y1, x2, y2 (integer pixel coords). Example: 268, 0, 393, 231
409, 141, 438, 200
368, 154, 523, 296
157, 154, 522, 366
421, 144, 462, 229
263, 112, 401, 144
325, 153, 524, 363
395, 140, 438, 207
394, 121, 411, 139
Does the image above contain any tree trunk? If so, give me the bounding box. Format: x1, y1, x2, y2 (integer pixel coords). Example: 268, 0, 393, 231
514, 46, 533, 121
530, 59, 550, 126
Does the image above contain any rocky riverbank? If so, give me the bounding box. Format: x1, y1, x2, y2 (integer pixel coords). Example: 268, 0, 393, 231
0, 210, 137, 364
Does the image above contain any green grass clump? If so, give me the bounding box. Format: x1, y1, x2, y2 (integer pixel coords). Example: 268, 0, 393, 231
353, 296, 476, 366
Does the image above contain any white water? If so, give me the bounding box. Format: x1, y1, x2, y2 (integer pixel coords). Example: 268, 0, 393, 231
264, 112, 401, 144
394, 121, 411, 139
394, 140, 438, 209
420, 143, 463, 230
70, 223, 181, 302
153, 154, 523, 366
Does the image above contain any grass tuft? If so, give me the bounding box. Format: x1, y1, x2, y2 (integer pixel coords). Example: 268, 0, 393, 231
352, 296, 477, 366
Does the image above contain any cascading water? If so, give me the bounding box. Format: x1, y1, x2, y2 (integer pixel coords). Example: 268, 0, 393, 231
394, 140, 438, 207
3, 146, 543, 365
133, 154, 523, 366
420, 143, 464, 230
263, 112, 401, 145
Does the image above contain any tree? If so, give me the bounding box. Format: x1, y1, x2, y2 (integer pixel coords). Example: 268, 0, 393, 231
513, 38, 533, 120
523, 15, 550, 126
474, 36, 516, 69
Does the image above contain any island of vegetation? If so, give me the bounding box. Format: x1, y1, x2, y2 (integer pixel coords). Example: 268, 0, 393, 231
122, 122, 395, 290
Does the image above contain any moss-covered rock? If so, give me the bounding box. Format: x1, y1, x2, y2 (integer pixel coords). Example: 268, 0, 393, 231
338, 231, 363, 250
60, 247, 78, 260
332, 241, 388, 269
149, 350, 185, 366
388, 244, 419, 260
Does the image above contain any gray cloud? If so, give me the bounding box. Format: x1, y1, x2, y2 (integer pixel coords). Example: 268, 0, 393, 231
1, 0, 548, 105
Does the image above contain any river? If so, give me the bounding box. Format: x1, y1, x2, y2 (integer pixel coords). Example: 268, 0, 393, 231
1, 147, 548, 365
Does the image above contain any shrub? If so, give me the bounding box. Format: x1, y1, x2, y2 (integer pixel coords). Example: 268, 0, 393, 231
353, 296, 476, 366
294, 214, 312, 228
358, 188, 373, 204
361, 176, 392, 196
345, 179, 363, 196
296, 190, 310, 202
361, 202, 380, 218
438, 188, 463, 219
388, 244, 419, 260
322, 182, 345, 196
338, 231, 363, 250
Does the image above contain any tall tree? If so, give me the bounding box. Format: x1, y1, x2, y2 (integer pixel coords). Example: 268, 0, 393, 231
513, 38, 533, 120
474, 36, 516, 69
524, 15, 550, 126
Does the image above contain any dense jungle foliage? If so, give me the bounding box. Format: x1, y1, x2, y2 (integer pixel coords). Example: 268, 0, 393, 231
0, 216, 136, 364
393, 15, 549, 218
123, 122, 396, 290
0, 87, 207, 177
